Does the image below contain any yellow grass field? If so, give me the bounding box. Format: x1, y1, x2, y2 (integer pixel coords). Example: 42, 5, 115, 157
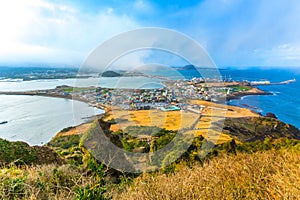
58, 100, 258, 145
105, 107, 199, 132
190, 99, 259, 118
102, 101, 258, 144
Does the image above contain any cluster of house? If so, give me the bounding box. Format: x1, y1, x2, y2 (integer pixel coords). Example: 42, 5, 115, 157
45, 78, 230, 111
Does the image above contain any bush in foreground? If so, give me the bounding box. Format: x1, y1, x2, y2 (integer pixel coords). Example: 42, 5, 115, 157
0, 163, 109, 200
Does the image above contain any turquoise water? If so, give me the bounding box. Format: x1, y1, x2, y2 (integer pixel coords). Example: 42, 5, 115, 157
161, 105, 181, 111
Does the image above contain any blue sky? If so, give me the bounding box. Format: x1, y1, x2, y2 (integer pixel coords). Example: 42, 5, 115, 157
0, 0, 300, 67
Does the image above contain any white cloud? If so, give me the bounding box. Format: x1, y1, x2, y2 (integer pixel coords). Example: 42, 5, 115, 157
254, 44, 300, 66
133, 0, 153, 13
181, 0, 300, 67
0, 0, 139, 65
2, 0, 300, 67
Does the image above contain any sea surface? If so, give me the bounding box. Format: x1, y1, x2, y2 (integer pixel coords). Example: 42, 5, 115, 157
0, 95, 104, 145
223, 68, 300, 129
0, 76, 164, 91
0, 68, 299, 146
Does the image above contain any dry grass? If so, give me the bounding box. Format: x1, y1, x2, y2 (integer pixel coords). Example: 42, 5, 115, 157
185, 129, 233, 145
105, 107, 199, 132
104, 101, 256, 133
190, 100, 259, 118
56, 123, 92, 137
103, 102, 256, 144
0, 164, 95, 200
113, 149, 300, 200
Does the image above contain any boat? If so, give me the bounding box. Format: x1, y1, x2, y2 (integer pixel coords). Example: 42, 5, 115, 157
0, 121, 8, 125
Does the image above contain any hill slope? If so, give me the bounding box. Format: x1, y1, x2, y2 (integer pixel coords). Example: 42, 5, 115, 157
0, 138, 64, 165
114, 148, 300, 200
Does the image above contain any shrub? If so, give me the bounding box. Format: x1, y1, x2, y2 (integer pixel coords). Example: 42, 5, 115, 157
0, 138, 36, 165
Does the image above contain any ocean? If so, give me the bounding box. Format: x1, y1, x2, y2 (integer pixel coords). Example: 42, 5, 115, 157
0, 76, 163, 91
0, 95, 104, 145
223, 67, 300, 129
0, 68, 299, 145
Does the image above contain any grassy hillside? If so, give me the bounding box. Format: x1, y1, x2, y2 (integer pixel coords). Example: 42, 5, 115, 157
1, 117, 300, 199
1, 137, 299, 199
0, 138, 64, 165
114, 148, 300, 200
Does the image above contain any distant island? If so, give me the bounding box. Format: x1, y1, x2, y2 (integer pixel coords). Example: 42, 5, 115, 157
101, 70, 121, 77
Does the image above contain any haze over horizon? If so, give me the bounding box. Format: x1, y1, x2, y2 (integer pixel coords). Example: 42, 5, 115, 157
1, 0, 300, 68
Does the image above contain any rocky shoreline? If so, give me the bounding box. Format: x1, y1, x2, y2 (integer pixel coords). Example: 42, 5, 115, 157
226, 87, 272, 101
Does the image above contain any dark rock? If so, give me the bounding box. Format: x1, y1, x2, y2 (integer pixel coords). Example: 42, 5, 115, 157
265, 112, 277, 119
220, 117, 300, 142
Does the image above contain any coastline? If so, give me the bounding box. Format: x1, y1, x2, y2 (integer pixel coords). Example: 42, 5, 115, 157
226, 87, 271, 101
0, 85, 275, 146
0, 84, 270, 109
0, 86, 268, 144
0, 86, 270, 110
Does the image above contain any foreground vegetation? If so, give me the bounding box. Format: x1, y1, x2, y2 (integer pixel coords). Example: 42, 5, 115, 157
0, 137, 299, 199
1, 117, 300, 199
115, 148, 300, 200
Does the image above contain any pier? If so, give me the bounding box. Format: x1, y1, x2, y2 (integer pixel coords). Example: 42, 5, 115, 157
250, 79, 296, 86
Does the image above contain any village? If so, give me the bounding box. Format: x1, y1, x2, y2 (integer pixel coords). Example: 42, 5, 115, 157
31, 77, 252, 113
